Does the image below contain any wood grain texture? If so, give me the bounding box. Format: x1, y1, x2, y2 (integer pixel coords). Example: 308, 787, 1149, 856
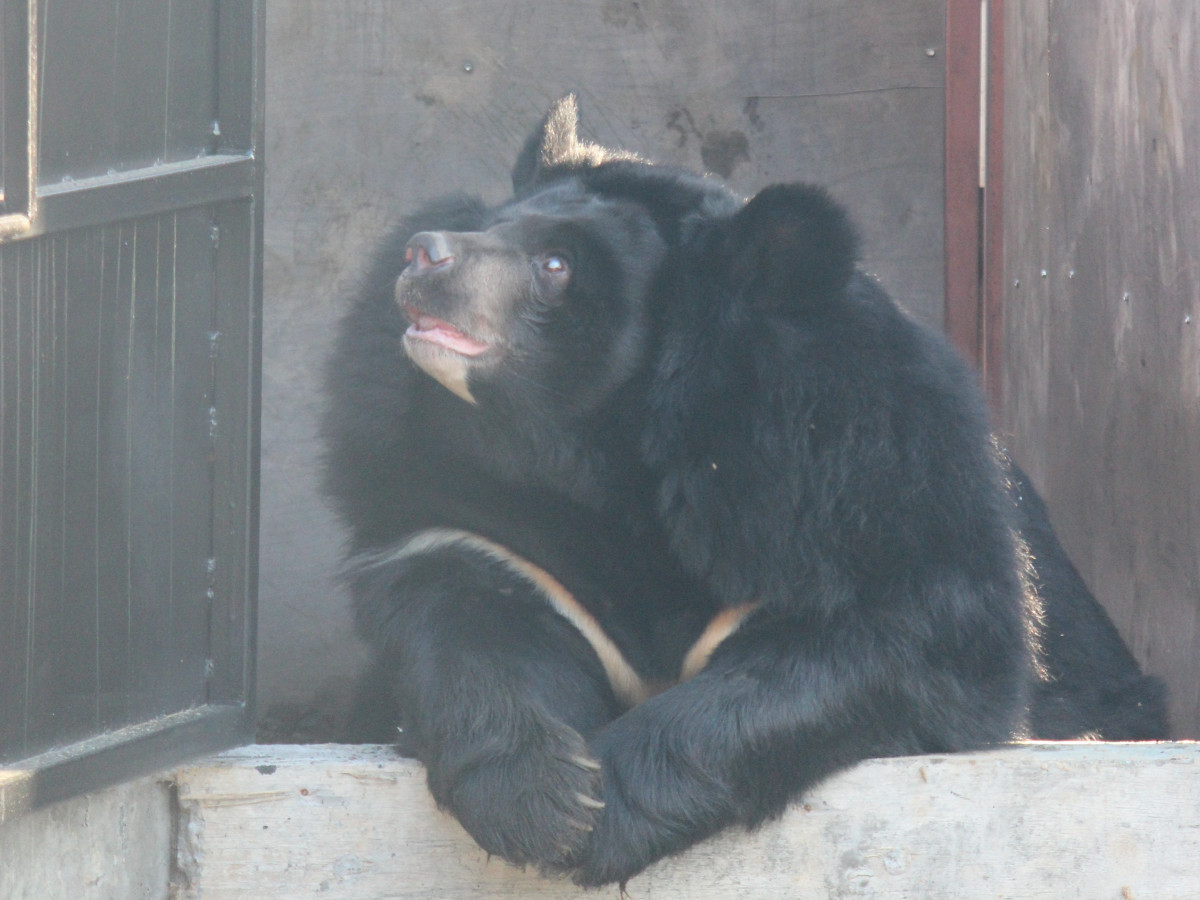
1001, 2, 1200, 736
173, 743, 1200, 899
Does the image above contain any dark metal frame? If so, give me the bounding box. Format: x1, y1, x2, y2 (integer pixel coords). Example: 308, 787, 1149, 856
0, 0, 32, 229
0, 0, 262, 823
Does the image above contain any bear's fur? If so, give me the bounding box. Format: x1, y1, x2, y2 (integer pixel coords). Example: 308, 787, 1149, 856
322, 96, 1167, 886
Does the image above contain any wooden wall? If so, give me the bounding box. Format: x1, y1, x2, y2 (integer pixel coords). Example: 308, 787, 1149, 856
258, 0, 947, 737
1001, 3, 1200, 736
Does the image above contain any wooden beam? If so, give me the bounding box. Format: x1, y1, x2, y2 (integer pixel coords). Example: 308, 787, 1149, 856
173, 743, 1200, 898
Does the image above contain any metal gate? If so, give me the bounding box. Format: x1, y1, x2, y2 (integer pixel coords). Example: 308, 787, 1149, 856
0, 0, 262, 820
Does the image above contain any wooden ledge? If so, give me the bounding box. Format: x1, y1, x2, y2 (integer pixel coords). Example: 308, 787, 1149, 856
173, 742, 1200, 899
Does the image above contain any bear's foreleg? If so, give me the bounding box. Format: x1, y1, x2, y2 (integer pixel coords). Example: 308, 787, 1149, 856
346, 537, 623, 872
574, 604, 1018, 886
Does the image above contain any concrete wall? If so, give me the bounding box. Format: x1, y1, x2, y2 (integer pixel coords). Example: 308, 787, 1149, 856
6, 743, 1198, 897
257, 0, 947, 738
1001, 3, 1200, 737
0, 774, 171, 899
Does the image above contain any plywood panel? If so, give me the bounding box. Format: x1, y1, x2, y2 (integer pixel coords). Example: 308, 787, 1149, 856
1002, 2, 1200, 735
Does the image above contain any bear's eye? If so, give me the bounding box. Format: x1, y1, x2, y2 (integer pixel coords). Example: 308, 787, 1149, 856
532, 252, 568, 277
535, 253, 571, 280
530, 252, 573, 306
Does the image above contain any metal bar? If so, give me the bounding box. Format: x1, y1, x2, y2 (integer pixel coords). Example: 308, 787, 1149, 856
0, 0, 33, 228
207, 200, 261, 709
943, 0, 984, 369
0, 703, 252, 825
214, 1, 259, 154
29, 154, 257, 237
981, 0, 1006, 408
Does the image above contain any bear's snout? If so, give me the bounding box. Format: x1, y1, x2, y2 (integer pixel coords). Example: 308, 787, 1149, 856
405, 231, 455, 274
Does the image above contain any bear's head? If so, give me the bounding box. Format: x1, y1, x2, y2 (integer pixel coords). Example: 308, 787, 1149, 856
396, 95, 859, 420
395, 178, 665, 416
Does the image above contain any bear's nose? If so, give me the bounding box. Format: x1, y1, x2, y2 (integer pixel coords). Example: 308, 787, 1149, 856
405, 232, 455, 273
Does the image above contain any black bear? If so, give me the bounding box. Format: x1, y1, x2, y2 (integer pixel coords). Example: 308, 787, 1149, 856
322, 96, 1167, 886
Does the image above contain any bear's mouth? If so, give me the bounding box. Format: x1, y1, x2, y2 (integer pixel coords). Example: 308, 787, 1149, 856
402, 305, 491, 358
400, 304, 495, 405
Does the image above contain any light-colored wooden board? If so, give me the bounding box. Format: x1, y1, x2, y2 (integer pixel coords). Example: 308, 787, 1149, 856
173, 742, 1200, 899
1001, 1, 1200, 736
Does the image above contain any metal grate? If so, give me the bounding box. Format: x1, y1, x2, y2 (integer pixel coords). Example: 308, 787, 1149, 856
0, 0, 261, 822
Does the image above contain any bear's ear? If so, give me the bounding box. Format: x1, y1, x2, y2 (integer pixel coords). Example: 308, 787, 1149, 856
724, 183, 860, 314
513, 94, 583, 183
511, 94, 636, 193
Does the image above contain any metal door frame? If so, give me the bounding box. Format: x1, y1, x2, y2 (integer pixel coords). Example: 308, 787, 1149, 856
0, 0, 262, 823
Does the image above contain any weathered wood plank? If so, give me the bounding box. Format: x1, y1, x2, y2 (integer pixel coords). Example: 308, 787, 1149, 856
1001, 1, 1200, 737
174, 743, 1200, 899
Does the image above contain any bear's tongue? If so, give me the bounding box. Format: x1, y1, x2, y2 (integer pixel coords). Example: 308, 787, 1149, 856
404, 308, 490, 357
